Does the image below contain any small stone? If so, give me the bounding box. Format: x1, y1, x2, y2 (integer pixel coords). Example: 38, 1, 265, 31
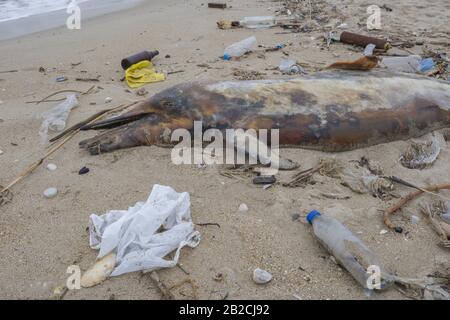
411, 215, 420, 225
238, 203, 248, 212
46, 163, 57, 171
394, 226, 403, 234
253, 268, 272, 284
43, 187, 58, 199
291, 213, 300, 221
79, 167, 90, 175
379, 229, 388, 235
105, 97, 113, 103
136, 88, 148, 96
329, 255, 338, 265
0, 149, 3, 155
165, 54, 171, 58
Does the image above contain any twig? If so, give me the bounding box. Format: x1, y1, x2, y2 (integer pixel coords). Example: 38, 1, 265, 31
167, 70, 185, 75
383, 183, 450, 230
33, 85, 95, 105
0, 69, 18, 74
385, 176, 450, 201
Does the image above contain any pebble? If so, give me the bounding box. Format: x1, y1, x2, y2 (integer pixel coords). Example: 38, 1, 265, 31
379, 229, 388, 235
0, 149, 3, 155
105, 97, 113, 103
78, 166, 90, 175
43, 187, 58, 199
411, 215, 420, 225
238, 203, 248, 212
253, 268, 272, 284
46, 163, 57, 171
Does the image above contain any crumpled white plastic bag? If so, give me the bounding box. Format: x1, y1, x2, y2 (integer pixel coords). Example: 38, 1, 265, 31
88, 184, 201, 277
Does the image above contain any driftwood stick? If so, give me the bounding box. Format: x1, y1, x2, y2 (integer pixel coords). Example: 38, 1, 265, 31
383, 183, 450, 230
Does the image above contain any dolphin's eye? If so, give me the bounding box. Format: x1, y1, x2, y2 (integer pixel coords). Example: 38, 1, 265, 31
161, 99, 175, 107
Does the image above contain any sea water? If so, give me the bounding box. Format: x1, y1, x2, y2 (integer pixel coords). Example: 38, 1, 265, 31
0, 0, 90, 22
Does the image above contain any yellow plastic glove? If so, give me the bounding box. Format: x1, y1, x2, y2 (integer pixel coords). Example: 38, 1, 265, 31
125, 60, 165, 88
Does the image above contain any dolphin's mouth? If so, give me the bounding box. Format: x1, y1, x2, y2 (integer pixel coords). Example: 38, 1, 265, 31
80, 112, 154, 130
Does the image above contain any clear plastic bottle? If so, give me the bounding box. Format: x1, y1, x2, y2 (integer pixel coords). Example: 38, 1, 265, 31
307, 210, 393, 290
223, 36, 257, 60
239, 16, 277, 29
380, 55, 422, 73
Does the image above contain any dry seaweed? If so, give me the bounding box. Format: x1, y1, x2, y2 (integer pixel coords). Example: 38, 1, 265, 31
400, 136, 442, 169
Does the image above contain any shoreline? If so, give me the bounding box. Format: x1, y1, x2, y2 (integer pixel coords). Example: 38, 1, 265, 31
0, 0, 144, 41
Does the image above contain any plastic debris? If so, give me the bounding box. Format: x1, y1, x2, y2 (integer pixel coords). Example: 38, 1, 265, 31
104, 97, 113, 103
381, 55, 422, 73
239, 16, 277, 29
223, 36, 257, 60
418, 58, 435, 73
253, 268, 272, 284
279, 59, 305, 74
307, 210, 393, 290
125, 60, 165, 88
363, 43, 376, 56
39, 94, 78, 142
87, 184, 201, 279
56, 76, 67, 82
43, 187, 58, 199
46, 163, 57, 171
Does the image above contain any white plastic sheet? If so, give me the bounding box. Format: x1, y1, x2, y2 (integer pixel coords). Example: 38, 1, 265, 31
88, 184, 201, 277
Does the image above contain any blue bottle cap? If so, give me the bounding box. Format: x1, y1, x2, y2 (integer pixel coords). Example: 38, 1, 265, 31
306, 210, 321, 224
223, 54, 231, 61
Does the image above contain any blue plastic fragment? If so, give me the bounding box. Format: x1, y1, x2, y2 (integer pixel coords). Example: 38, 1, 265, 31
419, 58, 435, 73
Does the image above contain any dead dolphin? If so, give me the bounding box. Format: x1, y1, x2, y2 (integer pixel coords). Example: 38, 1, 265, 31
79, 70, 450, 155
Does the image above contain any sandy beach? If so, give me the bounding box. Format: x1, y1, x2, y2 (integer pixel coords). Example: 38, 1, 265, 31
0, 0, 449, 300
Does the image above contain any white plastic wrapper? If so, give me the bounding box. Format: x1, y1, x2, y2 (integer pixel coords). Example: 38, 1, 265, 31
39, 94, 78, 142
88, 184, 201, 277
